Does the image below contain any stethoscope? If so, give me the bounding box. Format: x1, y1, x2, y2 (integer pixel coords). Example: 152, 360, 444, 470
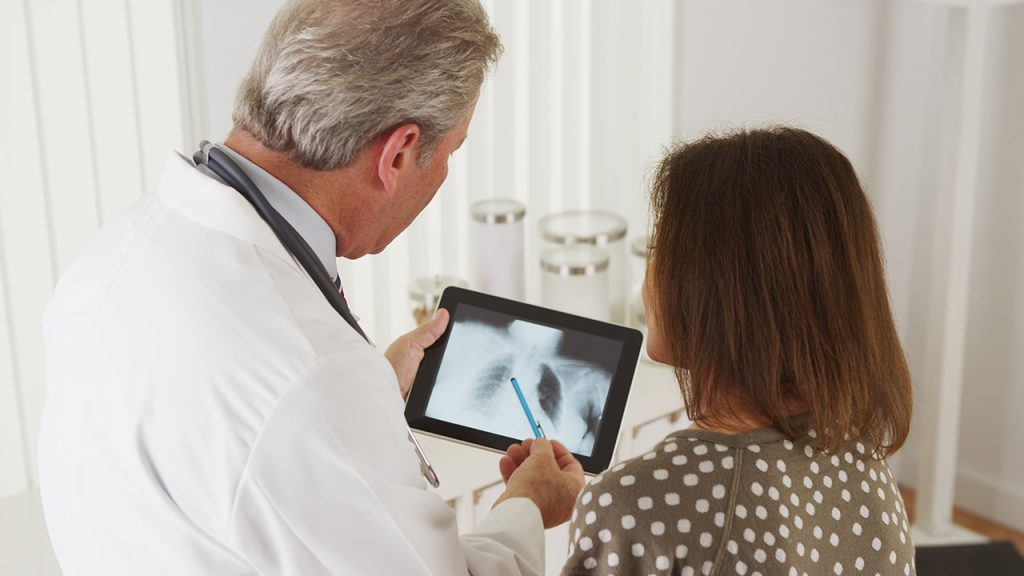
192, 141, 440, 487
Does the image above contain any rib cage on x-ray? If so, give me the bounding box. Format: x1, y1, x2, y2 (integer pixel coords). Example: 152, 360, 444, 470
426, 317, 614, 456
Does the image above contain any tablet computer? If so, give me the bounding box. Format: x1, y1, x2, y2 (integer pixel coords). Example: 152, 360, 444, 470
405, 286, 643, 475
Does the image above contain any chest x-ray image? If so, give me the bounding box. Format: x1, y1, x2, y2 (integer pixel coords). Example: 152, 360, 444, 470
425, 304, 623, 456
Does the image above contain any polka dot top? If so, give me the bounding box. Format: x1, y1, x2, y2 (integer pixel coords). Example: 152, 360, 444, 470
561, 427, 915, 576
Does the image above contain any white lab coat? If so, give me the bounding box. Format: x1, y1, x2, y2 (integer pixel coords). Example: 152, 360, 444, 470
38, 153, 545, 576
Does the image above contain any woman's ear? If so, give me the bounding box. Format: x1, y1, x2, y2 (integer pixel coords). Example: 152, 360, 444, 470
376, 123, 421, 195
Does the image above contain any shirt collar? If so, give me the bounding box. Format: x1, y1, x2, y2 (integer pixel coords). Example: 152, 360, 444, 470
206, 143, 340, 283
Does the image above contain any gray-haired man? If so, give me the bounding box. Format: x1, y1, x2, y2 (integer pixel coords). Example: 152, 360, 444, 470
39, 1, 583, 574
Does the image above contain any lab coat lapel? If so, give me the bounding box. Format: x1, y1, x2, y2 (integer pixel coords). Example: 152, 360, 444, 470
157, 152, 298, 271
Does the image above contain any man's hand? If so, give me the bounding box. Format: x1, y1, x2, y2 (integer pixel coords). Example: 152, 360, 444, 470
493, 438, 585, 528
385, 309, 449, 400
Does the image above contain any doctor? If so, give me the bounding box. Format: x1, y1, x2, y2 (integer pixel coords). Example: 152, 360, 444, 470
38, 0, 584, 574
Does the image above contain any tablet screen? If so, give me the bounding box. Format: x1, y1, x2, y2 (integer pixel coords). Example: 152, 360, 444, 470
424, 303, 623, 458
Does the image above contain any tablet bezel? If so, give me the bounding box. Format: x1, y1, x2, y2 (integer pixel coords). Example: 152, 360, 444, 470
404, 286, 643, 475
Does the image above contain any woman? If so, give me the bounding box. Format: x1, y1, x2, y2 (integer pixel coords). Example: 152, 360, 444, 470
558, 127, 915, 575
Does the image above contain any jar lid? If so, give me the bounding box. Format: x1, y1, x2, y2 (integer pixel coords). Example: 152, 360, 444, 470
540, 246, 610, 276
470, 199, 526, 224
631, 235, 651, 258
408, 275, 468, 309
539, 210, 628, 245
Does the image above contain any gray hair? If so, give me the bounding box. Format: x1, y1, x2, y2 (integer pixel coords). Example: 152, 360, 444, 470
233, 0, 502, 170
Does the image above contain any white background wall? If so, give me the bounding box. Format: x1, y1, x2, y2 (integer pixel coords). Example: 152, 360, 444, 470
1, 0, 1022, 571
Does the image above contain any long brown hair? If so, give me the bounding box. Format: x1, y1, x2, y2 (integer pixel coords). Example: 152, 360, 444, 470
648, 127, 912, 456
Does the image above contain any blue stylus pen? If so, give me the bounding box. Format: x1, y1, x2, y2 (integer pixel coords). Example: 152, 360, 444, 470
510, 377, 545, 438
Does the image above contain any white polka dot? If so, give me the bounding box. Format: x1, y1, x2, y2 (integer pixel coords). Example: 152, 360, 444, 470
813, 490, 824, 504
830, 533, 840, 547
856, 442, 865, 453
713, 484, 726, 499
878, 487, 887, 500
583, 557, 596, 569
838, 470, 848, 483
673, 454, 688, 466
694, 444, 708, 456
612, 462, 626, 472
620, 475, 635, 486
748, 444, 761, 453
889, 551, 897, 564
790, 493, 800, 506
777, 460, 787, 473
831, 455, 841, 467
676, 544, 688, 559
703, 560, 713, 575
797, 542, 806, 556
768, 486, 780, 500
810, 461, 821, 474
598, 493, 613, 507
751, 482, 764, 496
805, 502, 815, 515
900, 530, 907, 544
735, 560, 748, 575
808, 429, 818, 438
794, 515, 804, 529
714, 512, 726, 527
653, 469, 669, 481
699, 460, 715, 473
833, 561, 843, 575
677, 518, 691, 533
695, 499, 710, 513
727, 540, 739, 554
621, 515, 635, 529
776, 548, 787, 562
831, 507, 841, 521
598, 529, 612, 543
581, 491, 592, 504
608, 552, 619, 567
638, 497, 653, 510
579, 537, 593, 551
784, 439, 794, 450
700, 532, 714, 547
681, 567, 694, 576
870, 468, 878, 481
657, 556, 671, 570
813, 526, 823, 539
632, 543, 645, 557
841, 489, 852, 502
860, 505, 870, 518
805, 446, 815, 458
735, 504, 748, 518
665, 492, 680, 506
803, 476, 814, 489
643, 452, 657, 460
755, 505, 768, 519
684, 474, 699, 486
904, 563, 911, 575
853, 522, 863, 535
823, 475, 833, 488
664, 442, 678, 453
651, 521, 665, 535
585, 511, 596, 524
744, 528, 756, 543
882, 511, 890, 525
861, 480, 870, 493
780, 524, 790, 538
755, 548, 767, 562
783, 474, 792, 488
855, 557, 864, 570
715, 443, 728, 452
779, 504, 790, 518
756, 459, 769, 472
872, 537, 882, 551
844, 452, 854, 464
763, 532, 776, 546
811, 548, 820, 562
722, 456, 735, 469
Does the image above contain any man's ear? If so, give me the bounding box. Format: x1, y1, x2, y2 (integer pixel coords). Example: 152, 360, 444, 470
377, 123, 421, 195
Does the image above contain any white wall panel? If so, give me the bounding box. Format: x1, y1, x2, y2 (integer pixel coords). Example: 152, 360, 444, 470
80, 0, 147, 221
0, 0, 59, 494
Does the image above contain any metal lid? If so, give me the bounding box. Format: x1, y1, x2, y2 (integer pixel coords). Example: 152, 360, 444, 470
470, 199, 526, 224
408, 275, 468, 308
540, 246, 610, 276
631, 235, 651, 258
539, 210, 628, 245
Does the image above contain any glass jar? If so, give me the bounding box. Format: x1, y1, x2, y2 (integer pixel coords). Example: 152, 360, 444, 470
469, 199, 526, 301
540, 246, 611, 321
409, 275, 469, 326
539, 211, 627, 323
